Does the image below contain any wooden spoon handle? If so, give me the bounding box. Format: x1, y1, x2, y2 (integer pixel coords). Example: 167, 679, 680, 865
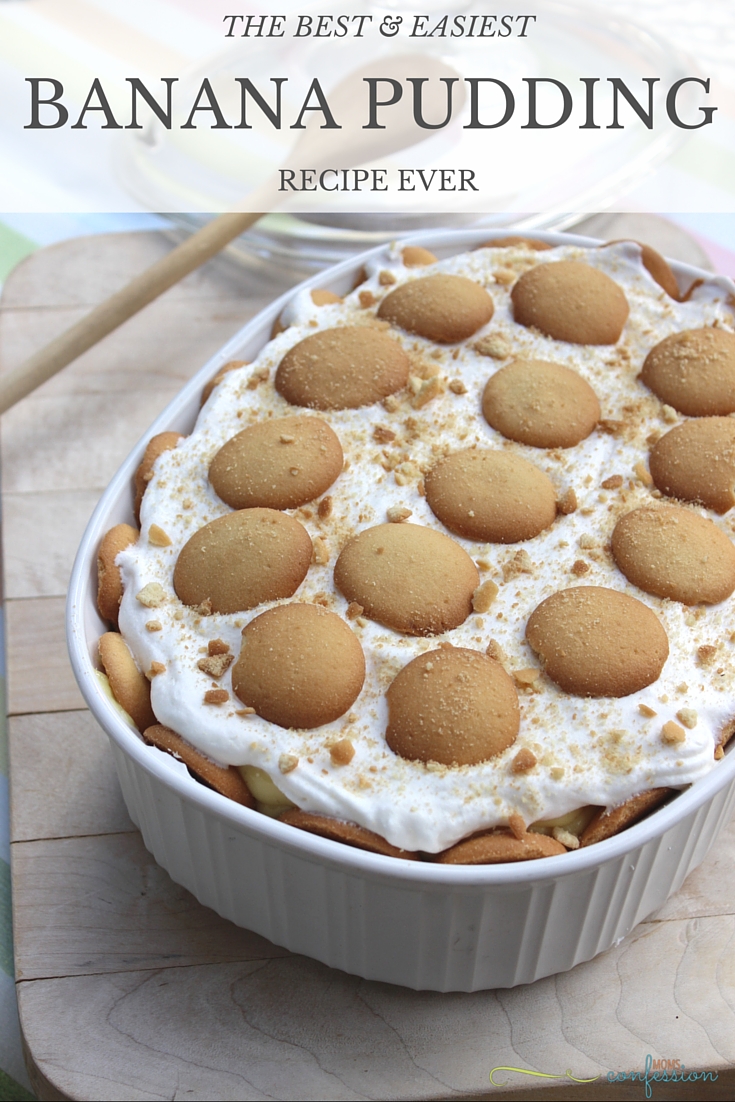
0, 210, 263, 415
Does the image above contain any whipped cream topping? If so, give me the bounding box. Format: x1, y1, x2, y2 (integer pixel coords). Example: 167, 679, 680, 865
117, 241, 735, 853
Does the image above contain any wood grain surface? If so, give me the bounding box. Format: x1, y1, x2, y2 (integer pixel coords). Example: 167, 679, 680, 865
3, 230, 734, 1101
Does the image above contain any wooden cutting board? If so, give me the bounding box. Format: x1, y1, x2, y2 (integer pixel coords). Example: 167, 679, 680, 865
2, 230, 734, 1101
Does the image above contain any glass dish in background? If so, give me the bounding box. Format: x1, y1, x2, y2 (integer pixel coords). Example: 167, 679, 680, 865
117, 0, 692, 275
162, 211, 716, 282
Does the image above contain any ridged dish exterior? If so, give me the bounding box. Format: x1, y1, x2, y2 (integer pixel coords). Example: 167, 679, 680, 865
108, 741, 735, 991
68, 229, 735, 993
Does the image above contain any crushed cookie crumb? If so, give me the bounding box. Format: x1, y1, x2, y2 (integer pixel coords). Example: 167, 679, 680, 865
662, 404, 678, 423
373, 425, 396, 444
550, 766, 565, 780
599, 419, 625, 435
204, 689, 229, 705
634, 460, 653, 485
409, 354, 440, 380
197, 653, 234, 678
346, 602, 364, 620
511, 748, 537, 774
394, 460, 419, 485
148, 524, 171, 547
145, 620, 162, 632
557, 488, 577, 515
715, 745, 725, 760
387, 505, 412, 523
359, 290, 376, 308
330, 739, 355, 765
449, 378, 467, 394
246, 366, 269, 390
698, 644, 717, 666
208, 639, 230, 656
601, 475, 623, 490
493, 267, 516, 286
312, 537, 330, 565
639, 703, 657, 717
425, 760, 447, 775
677, 708, 698, 728
486, 639, 506, 663
662, 720, 685, 745
195, 599, 213, 617
571, 559, 590, 576
382, 394, 400, 413
513, 668, 541, 691
578, 534, 596, 550
502, 549, 533, 581
279, 433, 295, 444
148, 661, 166, 678
411, 375, 444, 409
378, 270, 396, 285
508, 813, 526, 839
473, 334, 511, 359
318, 495, 333, 520
236, 707, 256, 716
136, 582, 166, 608
279, 754, 299, 774
472, 579, 499, 613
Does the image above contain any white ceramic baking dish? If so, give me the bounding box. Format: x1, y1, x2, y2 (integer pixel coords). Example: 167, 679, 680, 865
67, 228, 735, 992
